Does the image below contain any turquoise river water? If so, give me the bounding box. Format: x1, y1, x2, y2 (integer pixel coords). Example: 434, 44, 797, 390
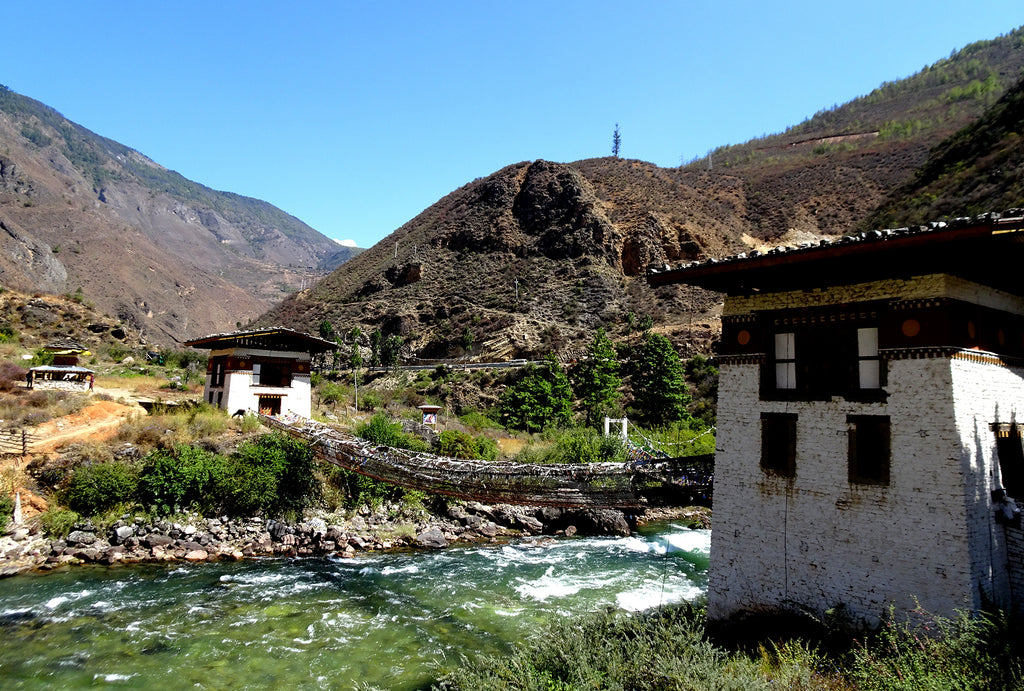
0, 522, 709, 690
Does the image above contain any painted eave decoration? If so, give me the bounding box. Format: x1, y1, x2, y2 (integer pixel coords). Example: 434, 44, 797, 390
183, 327, 338, 354
647, 210, 1024, 296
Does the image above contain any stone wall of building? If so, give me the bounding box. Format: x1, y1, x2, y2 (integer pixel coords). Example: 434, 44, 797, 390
33, 379, 90, 393
708, 355, 1022, 626
204, 346, 313, 418
948, 356, 1024, 611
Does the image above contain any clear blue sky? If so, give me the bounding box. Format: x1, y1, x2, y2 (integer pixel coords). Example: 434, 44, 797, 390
4, 2, 1022, 249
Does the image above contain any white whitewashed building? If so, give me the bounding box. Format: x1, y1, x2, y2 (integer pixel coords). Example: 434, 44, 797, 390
184, 328, 337, 418
649, 211, 1024, 627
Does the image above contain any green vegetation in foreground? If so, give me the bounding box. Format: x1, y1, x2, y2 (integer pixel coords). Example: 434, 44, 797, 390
37, 431, 321, 532
434, 604, 1024, 690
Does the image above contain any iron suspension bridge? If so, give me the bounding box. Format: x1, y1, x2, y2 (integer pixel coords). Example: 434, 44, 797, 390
260, 415, 713, 509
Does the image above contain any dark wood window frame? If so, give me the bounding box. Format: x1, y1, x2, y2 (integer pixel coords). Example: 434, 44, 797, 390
210, 356, 227, 387
762, 322, 886, 403
252, 358, 293, 388
994, 423, 1024, 499
848, 414, 891, 486
761, 412, 797, 478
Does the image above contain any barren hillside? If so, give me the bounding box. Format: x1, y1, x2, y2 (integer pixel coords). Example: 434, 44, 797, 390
0, 86, 357, 345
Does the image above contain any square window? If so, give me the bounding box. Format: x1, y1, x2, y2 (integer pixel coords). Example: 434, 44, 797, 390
761, 412, 797, 477
848, 415, 890, 485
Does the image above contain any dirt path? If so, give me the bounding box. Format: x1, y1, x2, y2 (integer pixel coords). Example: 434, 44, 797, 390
2, 399, 145, 521
28, 400, 143, 453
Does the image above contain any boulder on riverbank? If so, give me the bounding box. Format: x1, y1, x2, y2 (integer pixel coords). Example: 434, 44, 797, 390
0, 501, 667, 577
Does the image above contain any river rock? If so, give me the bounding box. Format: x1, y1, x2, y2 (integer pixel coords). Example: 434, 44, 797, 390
575, 509, 631, 536
539, 507, 563, 523
269, 521, 289, 541
479, 522, 498, 538
184, 549, 209, 562
515, 514, 545, 534
415, 527, 448, 549
145, 534, 174, 548
67, 530, 96, 546
112, 526, 135, 544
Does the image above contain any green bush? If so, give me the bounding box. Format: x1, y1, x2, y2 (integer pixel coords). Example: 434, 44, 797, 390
359, 390, 383, 412
221, 433, 321, 518
849, 608, 1018, 690
345, 414, 432, 508
161, 350, 207, 370
322, 465, 406, 511
107, 346, 132, 362
437, 605, 766, 690
357, 413, 408, 448
30, 348, 54, 367
525, 428, 629, 465
61, 460, 139, 515
39, 507, 80, 539
318, 380, 348, 408
0, 492, 13, 532
138, 445, 226, 513
459, 410, 502, 431
435, 430, 498, 461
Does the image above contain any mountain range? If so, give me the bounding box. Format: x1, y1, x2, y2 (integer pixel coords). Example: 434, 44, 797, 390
2, 27, 1023, 357
0, 86, 357, 345
258, 27, 1024, 360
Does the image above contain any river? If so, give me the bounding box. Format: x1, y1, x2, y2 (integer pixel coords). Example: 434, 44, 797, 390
0, 521, 710, 690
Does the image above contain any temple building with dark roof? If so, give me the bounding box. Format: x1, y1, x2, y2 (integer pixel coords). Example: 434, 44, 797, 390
184, 327, 337, 418
649, 210, 1024, 627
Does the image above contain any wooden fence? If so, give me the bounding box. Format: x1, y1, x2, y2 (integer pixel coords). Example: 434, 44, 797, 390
0, 429, 39, 456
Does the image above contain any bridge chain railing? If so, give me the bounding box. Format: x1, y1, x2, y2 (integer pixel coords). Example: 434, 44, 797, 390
260, 415, 714, 509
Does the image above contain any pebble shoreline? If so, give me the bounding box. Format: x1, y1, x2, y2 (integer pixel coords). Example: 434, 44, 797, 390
0, 502, 694, 577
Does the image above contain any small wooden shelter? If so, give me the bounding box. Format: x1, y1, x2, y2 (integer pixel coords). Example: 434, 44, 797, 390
28, 339, 93, 392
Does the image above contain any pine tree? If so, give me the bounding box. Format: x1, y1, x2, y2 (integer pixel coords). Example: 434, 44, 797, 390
632, 332, 690, 424
499, 354, 573, 432
369, 329, 382, 367
612, 123, 621, 157
572, 328, 621, 427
